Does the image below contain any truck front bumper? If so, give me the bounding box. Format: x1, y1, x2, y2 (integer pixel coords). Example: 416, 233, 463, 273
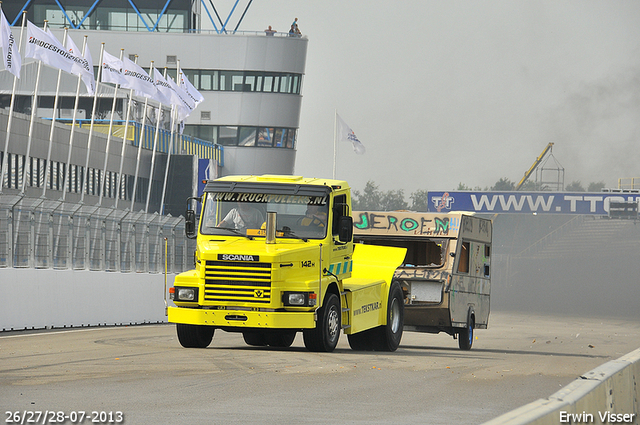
168, 306, 316, 329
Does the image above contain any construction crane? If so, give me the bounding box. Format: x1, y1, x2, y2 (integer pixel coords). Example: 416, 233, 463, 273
515, 142, 554, 190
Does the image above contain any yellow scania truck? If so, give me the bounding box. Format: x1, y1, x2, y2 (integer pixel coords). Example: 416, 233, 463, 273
166, 175, 406, 352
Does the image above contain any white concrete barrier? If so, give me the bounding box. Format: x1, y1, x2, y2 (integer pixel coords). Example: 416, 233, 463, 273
0, 269, 176, 331
483, 347, 640, 425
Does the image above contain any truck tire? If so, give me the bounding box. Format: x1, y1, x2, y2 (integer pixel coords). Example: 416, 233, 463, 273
265, 331, 297, 347
371, 281, 404, 351
303, 292, 341, 352
243, 332, 267, 346
347, 330, 375, 351
458, 311, 475, 350
176, 324, 214, 348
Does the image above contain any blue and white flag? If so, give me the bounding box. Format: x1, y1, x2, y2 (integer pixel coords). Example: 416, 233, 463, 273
336, 113, 365, 155
0, 9, 20, 78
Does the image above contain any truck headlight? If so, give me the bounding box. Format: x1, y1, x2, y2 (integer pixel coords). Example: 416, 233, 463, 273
175, 287, 198, 301
289, 293, 306, 305
282, 292, 314, 306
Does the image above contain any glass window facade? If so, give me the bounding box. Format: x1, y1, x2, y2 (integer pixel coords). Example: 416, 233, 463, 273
184, 125, 296, 149
5, 1, 192, 32
167, 69, 302, 95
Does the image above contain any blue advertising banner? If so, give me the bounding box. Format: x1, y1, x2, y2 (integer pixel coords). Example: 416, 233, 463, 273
427, 191, 640, 215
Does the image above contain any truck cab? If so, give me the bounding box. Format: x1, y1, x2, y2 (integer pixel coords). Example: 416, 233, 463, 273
167, 175, 406, 352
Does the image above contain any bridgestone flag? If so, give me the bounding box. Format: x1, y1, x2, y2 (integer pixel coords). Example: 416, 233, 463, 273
0, 9, 21, 78
154, 70, 194, 120
336, 113, 366, 155
65, 34, 95, 95
151, 67, 172, 105
121, 56, 159, 100
25, 21, 95, 94
101, 50, 126, 86
179, 68, 204, 106
167, 74, 195, 121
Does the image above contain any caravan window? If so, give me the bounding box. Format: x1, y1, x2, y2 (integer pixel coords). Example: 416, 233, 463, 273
354, 237, 449, 268
457, 241, 470, 273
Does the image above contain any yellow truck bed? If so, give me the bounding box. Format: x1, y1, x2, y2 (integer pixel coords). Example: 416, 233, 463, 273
341, 244, 407, 334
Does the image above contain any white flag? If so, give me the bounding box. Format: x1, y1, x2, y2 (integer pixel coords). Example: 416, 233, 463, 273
101, 50, 126, 86
121, 56, 159, 100
25, 22, 94, 93
65, 35, 95, 95
179, 68, 204, 106
336, 113, 366, 155
152, 67, 175, 106
167, 74, 195, 121
0, 9, 21, 78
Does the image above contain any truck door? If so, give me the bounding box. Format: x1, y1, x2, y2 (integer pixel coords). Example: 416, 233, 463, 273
327, 192, 354, 279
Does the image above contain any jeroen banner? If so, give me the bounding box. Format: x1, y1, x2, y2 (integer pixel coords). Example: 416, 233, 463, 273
427, 191, 640, 215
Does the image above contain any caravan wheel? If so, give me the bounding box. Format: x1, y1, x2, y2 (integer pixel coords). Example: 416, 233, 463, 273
458, 311, 475, 350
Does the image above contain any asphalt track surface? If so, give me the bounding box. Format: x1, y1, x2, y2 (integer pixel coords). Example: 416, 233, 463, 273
1, 311, 639, 425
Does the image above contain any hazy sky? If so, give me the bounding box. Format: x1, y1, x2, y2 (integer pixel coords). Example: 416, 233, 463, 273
225, 1, 640, 194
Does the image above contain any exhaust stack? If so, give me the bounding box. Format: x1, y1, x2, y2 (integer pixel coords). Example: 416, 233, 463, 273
266, 211, 276, 244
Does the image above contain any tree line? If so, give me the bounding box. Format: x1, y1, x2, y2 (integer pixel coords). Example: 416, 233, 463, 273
352, 179, 606, 212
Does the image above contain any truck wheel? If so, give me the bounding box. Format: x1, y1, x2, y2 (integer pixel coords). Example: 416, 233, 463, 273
265, 331, 297, 347
458, 312, 474, 350
371, 281, 404, 351
243, 332, 267, 346
347, 330, 374, 351
303, 292, 341, 352
176, 324, 214, 348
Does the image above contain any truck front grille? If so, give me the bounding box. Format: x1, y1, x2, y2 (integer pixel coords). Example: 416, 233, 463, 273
204, 260, 272, 304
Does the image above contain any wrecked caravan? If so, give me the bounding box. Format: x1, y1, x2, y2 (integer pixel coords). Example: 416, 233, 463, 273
353, 211, 492, 350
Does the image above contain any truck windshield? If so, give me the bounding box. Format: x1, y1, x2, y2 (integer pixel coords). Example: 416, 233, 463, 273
354, 237, 449, 268
200, 192, 329, 240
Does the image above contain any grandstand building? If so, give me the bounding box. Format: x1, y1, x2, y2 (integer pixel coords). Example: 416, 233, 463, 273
0, 0, 307, 216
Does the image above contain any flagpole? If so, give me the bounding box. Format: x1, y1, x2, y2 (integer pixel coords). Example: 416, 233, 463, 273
0, 10, 26, 194
129, 95, 148, 211
99, 48, 124, 206
20, 20, 49, 194
145, 62, 163, 213
42, 27, 68, 198
159, 102, 177, 216
333, 109, 337, 180
160, 65, 187, 215
80, 41, 104, 204
62, 36, 89, 201
176, 60, 183, 154
114, 51, 135, 209
130, 58, 152, 211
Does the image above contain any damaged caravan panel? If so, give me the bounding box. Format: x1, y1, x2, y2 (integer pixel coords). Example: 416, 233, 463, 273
353, 211, 492, 350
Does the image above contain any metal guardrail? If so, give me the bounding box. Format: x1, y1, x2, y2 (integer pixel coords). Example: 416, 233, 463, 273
59, 119, 224, 164
512, 215, 585, 258
618, 177, 640, 190
0, 194, 194, 274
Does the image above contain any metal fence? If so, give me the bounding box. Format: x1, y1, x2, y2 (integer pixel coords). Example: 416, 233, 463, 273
0, 194, 194, 274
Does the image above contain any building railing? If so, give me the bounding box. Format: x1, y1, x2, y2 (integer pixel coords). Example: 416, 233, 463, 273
0, 194, 195, 274
64, 119, 224, 164
618, 177, 640, 190
188, 29, 307, 38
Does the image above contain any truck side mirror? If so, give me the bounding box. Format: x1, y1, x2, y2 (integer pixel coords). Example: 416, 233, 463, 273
185, 209, 197, 239
337, 216, 353, 243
